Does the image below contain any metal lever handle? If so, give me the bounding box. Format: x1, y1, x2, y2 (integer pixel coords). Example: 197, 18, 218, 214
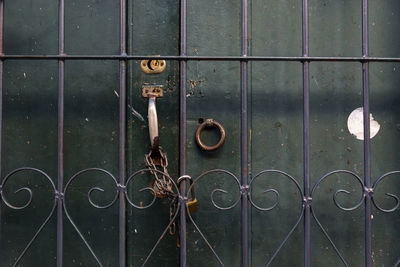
148, 96, 159, 150
142, 85, 163, 151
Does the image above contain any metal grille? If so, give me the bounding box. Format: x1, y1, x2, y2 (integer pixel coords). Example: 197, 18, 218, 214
0, 0, 399, 266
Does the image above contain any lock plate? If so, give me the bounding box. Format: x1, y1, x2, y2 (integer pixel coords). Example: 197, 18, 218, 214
142, 85, 164, 98
140, 58, 166, 74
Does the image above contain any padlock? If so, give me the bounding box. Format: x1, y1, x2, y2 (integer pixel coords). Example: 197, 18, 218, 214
187, 198, 198, 214
178, 175, 198, 214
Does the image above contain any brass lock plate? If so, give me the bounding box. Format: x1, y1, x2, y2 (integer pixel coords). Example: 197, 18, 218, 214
142, 85, 164, 98
140, 58, 166, 74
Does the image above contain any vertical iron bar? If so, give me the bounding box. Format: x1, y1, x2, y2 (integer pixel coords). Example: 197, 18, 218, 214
179, 0, 187, 266
302, 0, 311, 266
362, 0, 372, 266
0, 0, 3, 264
57, 0, 65, 265
0, 0, 2, 55
240, 0, 249, 266
119, 0, 127, 266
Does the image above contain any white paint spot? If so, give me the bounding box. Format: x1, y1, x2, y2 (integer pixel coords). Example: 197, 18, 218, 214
127, 104, 145, 122
347, 107, 380, 140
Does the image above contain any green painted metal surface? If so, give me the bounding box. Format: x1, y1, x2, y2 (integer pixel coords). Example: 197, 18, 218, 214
1, 0, 400, 266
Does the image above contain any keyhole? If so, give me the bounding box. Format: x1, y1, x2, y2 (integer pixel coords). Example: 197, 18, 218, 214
148, 60, 160, 70
147, 60, 155, 70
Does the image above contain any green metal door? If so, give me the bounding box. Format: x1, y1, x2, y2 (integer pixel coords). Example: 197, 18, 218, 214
1, 0, 400, 266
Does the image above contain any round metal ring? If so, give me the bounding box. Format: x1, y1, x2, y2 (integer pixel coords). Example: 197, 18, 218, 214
195, 119, 226, 151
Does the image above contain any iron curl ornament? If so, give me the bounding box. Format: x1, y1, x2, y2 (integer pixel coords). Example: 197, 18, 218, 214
125, 168, 179, 209
248, 169, 303, 211
248, 169, 304, 267
184, 169, 241, 266
125, 168, 180, 267
371, 171, 400, 213
310, 170, 365, 267
0, 167, 57, 267
186, 169, 241, 211
311, 170, 365, 212
63, 168, 119, 266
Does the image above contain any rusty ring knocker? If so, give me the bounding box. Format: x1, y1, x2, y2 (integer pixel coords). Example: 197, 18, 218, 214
195, 119, 226, 151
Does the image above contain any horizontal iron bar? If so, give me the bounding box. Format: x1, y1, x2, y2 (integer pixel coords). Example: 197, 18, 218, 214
1, 54, 400, 62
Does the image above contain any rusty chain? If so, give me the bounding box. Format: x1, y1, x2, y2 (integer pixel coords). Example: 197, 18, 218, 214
145, 147, 177, 235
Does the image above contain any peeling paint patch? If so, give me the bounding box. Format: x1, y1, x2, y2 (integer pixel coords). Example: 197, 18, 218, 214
347, 107, 380, 140
186, 79, 205, 97
189, 79, 203, 89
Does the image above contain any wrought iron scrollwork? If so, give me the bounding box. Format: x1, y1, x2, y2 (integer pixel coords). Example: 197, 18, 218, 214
371, 171, 400, 213
0, 167, 180, 267
248, 169, 302, 211
0, 167, 57, 267
185, 169, 241, 266
63, 168, 180, 267
1, 167, 399, 266
248, 169, 304, 267
63, 168, 119, 266
185, 169, 241, 211
308, 169, 400, 266
125, 169, 160, 209
125, 169, 180, 267
310, 170, 365, 267
311, 170, 365, 212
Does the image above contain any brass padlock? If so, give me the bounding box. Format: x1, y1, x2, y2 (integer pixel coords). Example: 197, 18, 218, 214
179, 175, 198, 214
187, 198, 198, 214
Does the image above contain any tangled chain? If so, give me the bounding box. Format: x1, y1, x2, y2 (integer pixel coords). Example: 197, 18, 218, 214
145, 147, 177, 235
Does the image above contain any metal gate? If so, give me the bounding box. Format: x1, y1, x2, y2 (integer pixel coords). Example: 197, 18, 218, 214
0, 0, 399, 266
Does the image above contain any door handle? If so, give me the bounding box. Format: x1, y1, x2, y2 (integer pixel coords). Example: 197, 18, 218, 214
148, 96, 158, 150
142, 85, 164, 151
